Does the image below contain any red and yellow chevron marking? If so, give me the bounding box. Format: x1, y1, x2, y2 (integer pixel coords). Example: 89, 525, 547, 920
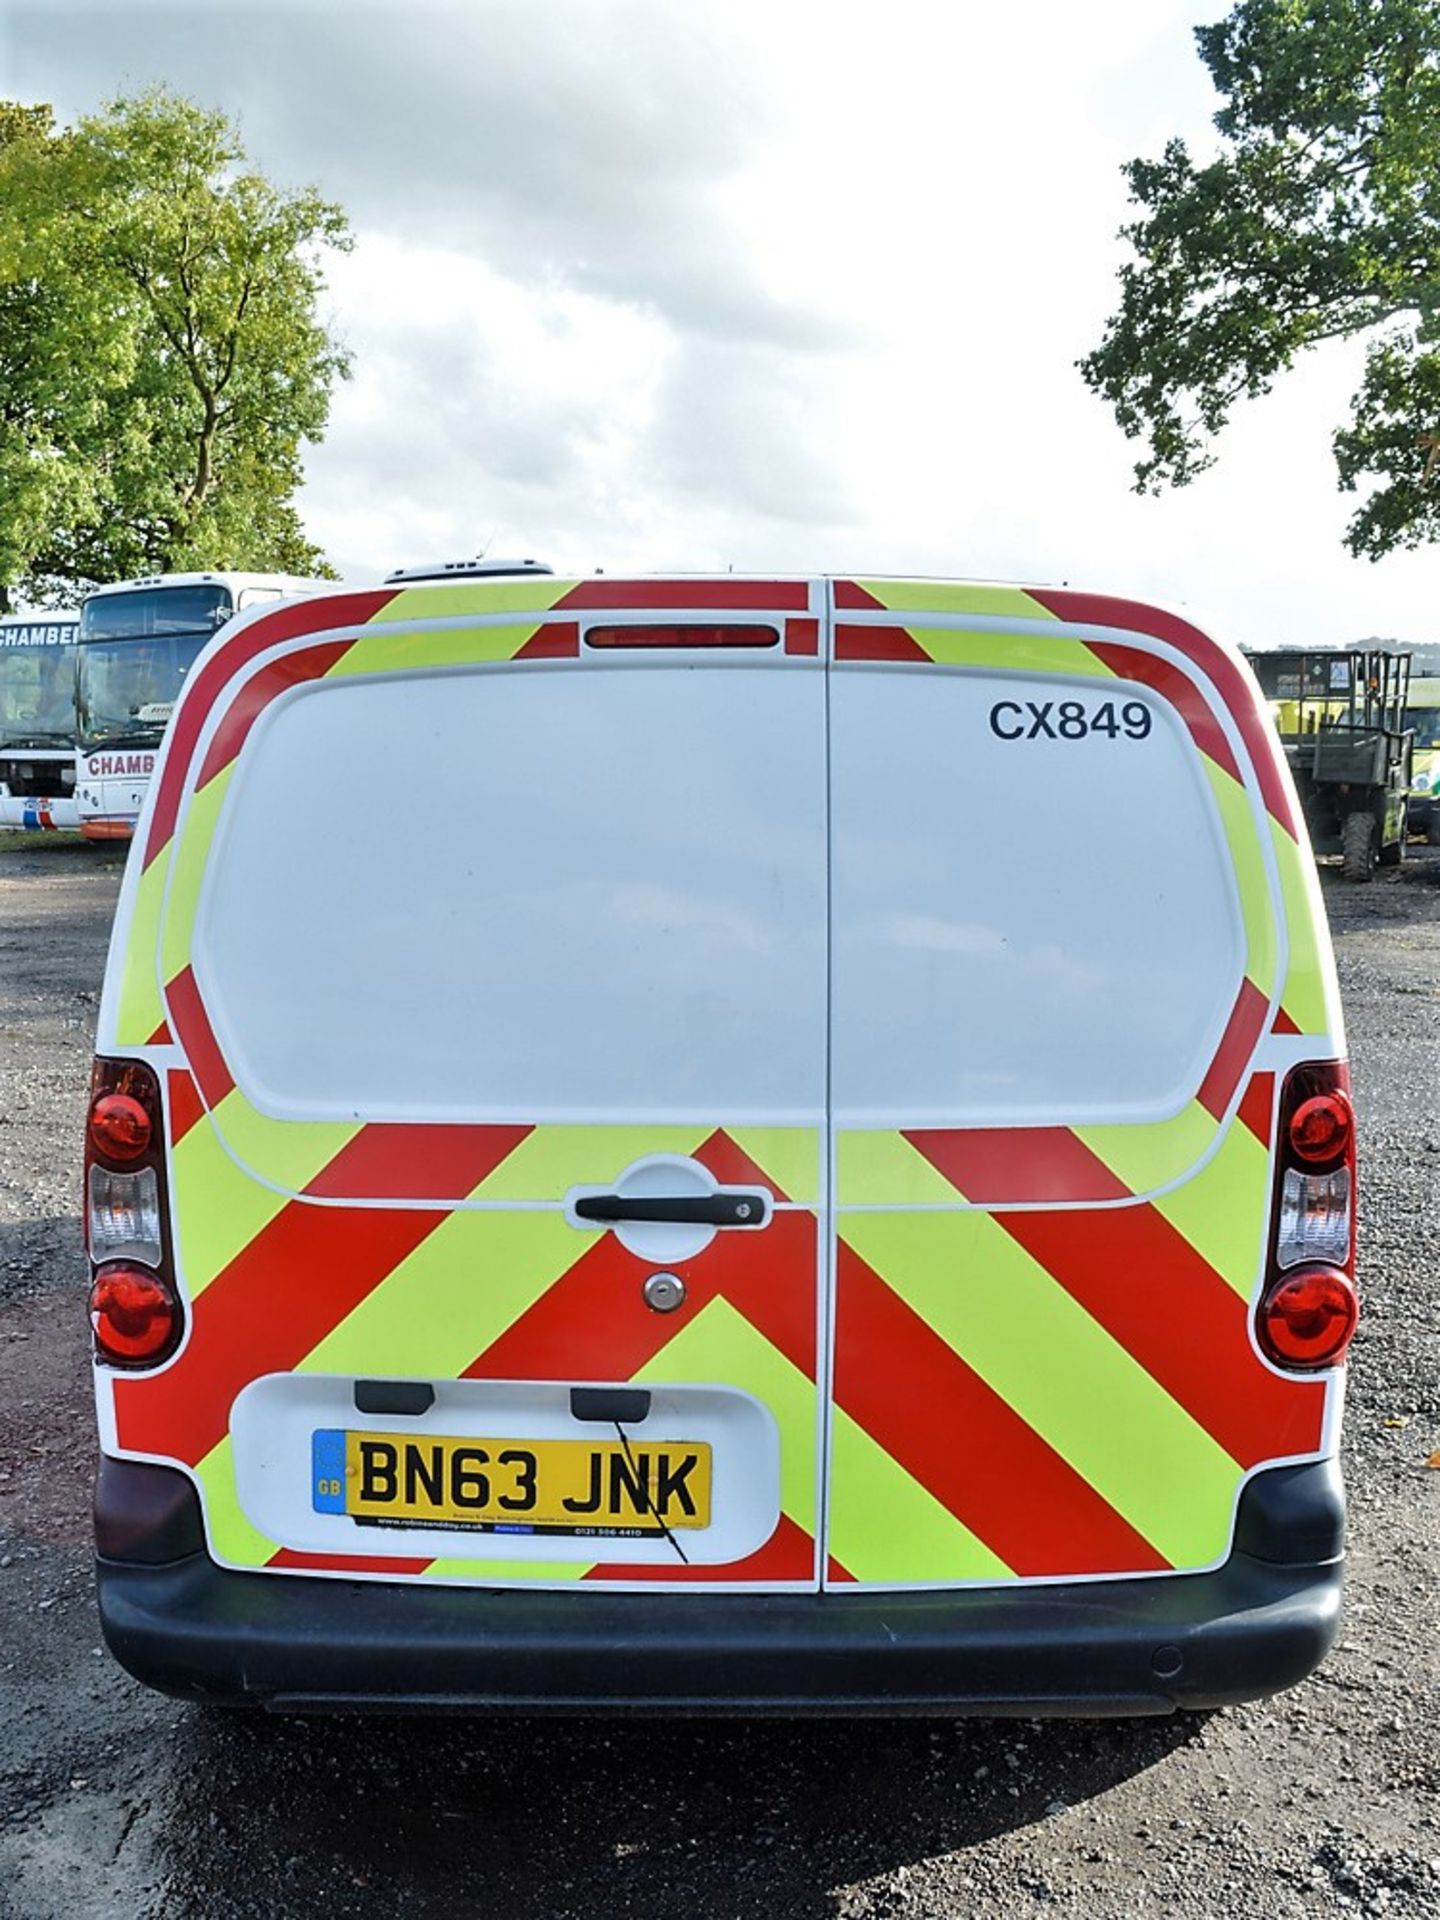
829, 1068, 1327, 1585
104, 576, 1340, 1591
116, 1109, 824, 1583
834, 579, 1337, 1041
140, 577, 814, 872
830, 578, 1337, 1214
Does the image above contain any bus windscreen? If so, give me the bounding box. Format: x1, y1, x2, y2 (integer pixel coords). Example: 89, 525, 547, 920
80, 584, 231, 641
0, 635, 77, 747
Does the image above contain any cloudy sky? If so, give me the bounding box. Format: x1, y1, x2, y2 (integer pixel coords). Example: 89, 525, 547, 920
2, 0, 1435, 648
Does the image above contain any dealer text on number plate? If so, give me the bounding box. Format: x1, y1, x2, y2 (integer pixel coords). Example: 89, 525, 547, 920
310, 1428, 712, 1537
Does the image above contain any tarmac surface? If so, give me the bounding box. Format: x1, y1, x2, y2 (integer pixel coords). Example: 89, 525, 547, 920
0, 834, 1436, 1918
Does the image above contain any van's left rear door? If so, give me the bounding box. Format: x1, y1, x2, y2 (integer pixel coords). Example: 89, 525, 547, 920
106, 577, 830, 1591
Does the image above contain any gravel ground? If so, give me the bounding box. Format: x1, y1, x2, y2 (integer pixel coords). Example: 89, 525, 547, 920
0, 833, 1436, 1920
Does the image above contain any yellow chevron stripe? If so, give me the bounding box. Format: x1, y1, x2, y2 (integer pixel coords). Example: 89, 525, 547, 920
1202, 757, 1279, 997
301, 1208, 584, 1378
423, 1555, 592, 1582
210, 1086, 359, 1190
172, 1091, 359, 1298
469, 1126, 712, 1201
195, 1437, 276, 1569
1271, 817, 1338, 1035
827, 1406, 1011, 1583
836, 1130, 963, 1207
725, 1127, 821, 1206
634, 1295, 816, 1538
1152, 1114, 1271, 1301
159, 762, 234, 984
115, 844, 171, 1046
839, 1209, 1239, 1569
171, 1110, 290, 1299
369, 581, 578, 623
324, 621, 559, 680
853, 580, 1058, 622
908, 626, 1115, 679
1073, 1100, 1213, 1194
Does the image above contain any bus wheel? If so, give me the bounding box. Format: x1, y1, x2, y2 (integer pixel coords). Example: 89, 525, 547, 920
1342, 810, 1377, 880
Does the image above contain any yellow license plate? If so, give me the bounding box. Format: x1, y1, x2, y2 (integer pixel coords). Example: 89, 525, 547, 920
310, 1428, 712, 1537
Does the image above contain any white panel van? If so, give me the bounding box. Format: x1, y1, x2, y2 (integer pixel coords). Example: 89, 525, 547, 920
86, 572, 1356, 1712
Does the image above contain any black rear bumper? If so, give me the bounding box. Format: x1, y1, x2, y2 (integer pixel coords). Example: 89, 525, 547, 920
95, 1458, 1345, 1716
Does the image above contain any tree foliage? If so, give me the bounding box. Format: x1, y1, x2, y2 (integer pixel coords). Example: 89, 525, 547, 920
0, 89, 351, 607
1081, 0, 1440, 558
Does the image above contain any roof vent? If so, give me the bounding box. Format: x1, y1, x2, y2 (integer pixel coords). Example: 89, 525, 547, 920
383, 557, 555, 585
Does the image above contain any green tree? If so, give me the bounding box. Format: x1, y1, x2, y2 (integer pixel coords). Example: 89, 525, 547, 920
1081, 0, 1440, 559
0, 89, 351, 608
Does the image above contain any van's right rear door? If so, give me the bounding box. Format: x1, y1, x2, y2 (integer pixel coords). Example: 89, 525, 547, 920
822, 579, 1331, 1590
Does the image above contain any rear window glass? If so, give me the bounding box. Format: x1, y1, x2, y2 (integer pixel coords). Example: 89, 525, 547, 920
829, 670, 1248, 1127
193, 663, 828, 1124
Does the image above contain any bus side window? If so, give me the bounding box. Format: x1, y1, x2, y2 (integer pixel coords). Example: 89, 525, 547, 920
237, 589, 284, 612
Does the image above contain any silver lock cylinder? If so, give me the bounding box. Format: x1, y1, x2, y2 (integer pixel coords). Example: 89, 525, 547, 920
642, 1271, 686, 1313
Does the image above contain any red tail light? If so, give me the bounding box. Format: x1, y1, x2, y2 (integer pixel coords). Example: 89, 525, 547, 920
1258, 1266, 1359, 1369
1257, 1061, 1357, 1372
89, 1092, 152, 1162
1288, 1090, 1353, 1167
85, 1057, 181, 1368
89, 1263, 181, 1365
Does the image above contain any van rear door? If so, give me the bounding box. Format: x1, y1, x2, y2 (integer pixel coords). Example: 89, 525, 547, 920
823, 580, 1332, 1589
106, 579, 830, 1588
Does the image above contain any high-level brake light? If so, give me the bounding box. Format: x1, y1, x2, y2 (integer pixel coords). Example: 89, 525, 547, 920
584, 624, 779, 649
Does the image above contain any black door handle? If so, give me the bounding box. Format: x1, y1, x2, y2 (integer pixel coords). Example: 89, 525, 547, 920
573, 1192, 768, 1226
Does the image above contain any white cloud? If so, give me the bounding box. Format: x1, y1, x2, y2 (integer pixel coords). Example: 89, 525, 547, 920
3, 0, 1437, 646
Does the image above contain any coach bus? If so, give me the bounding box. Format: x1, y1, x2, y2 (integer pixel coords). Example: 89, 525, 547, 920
74, 572, 331, 840
0, 611, 80, 831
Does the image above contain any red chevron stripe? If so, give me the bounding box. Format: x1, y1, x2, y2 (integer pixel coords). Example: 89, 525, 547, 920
113, 1200, 455, 1463
194, 639, 353, 790
1196, 977, 1269, 1121
784, 617, 820, 656
585, 1511, 815, 1583
144, 589, 397, 867
691, 1128, 795, 1202
1030, 590, 1301, 840
834, 1244, 1168, 1576
834, 623, 929, 662
267, 1547, 431, 1575
166, 1070, 205, 1149
465, 1205, 816, 1386
146, 1019, 172, 1046
1273, 1005, 1302, 1035
903, 1126, 1130, 1205
302, 1122, 532, 1202
1238, 1071, 1275, 1145
833, 582, 887, 609
165, 965, 233, 1108
993, 1204, 1325, 1466
1084, 641, 1242, 783
513, 620, 579, 659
